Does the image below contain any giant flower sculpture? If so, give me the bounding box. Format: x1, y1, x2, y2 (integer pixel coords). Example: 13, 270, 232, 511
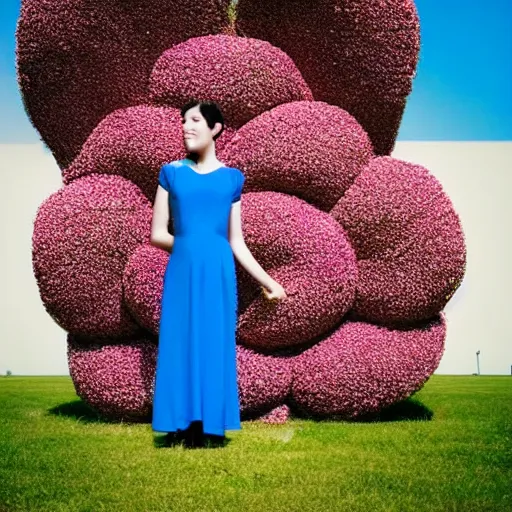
17, 0, 466, 424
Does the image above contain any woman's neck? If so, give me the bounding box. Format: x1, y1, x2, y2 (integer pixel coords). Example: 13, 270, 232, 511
188, 148, 220, 167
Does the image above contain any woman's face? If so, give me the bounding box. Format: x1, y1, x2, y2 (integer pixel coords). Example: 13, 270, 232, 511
182, 105, 220, 153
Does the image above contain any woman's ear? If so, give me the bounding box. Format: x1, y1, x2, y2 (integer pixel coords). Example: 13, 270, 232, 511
213, 121, 223, 138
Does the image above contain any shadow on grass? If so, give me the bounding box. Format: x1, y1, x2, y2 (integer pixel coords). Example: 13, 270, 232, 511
285, 397, 434, 423
49, 395, 433, 433
48, 402, 232, 449
353, 397, 434, 422
153, 421, 232, 450
48, 400, 147, 425
240, 396, 434, 424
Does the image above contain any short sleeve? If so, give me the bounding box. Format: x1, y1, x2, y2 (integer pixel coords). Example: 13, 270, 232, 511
231, 169, 245, 203
158, 164, 171, 191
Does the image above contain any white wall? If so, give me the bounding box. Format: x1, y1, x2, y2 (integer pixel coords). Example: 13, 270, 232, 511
0, 141, 510, 375
1, 143, 67, 375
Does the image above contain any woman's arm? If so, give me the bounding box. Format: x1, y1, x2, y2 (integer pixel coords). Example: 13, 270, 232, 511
150, 185, 175, 252
228, 201, 278, 291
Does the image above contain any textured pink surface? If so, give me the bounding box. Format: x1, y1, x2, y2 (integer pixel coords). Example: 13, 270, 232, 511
259, 404, 291, 424
21, 1, 466, 424
67, 314, 445, 421
63, 106, 236, 199
68, 333, 157, 421
150, 35, 313, 128
291, 316, 446, 419
237, 345, 293, 416
236, 0, 420, 155
331, 157, 467, 325
16, 0, 231, 168
32, 175, 152, 337
220, 101, 374, 212
123, 244, 168, 335
235, 191, 358, 350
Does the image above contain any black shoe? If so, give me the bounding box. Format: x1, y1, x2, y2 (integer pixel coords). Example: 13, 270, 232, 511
184, 421, 205, 448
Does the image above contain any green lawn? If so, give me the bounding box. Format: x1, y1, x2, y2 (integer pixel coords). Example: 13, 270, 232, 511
0, 375, 510, 511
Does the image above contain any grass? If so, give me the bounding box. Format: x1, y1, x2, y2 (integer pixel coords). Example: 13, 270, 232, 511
0, 375, 510, 511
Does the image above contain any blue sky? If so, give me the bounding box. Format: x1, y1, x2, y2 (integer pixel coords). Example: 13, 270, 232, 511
0, 0, 510, 143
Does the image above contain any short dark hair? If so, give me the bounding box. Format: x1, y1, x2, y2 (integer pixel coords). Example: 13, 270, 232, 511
181, 100, 225, 141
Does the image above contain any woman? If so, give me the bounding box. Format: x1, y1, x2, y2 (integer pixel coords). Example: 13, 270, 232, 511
150, 100, 287, 447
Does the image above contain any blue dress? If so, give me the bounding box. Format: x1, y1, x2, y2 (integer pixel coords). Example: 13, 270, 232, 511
152, 158, 245, 436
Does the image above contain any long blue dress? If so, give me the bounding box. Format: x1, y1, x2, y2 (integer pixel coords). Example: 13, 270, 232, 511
152, 158, 245, 437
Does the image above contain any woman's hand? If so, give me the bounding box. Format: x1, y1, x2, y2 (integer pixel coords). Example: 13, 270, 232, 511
261, 280, 287, 302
